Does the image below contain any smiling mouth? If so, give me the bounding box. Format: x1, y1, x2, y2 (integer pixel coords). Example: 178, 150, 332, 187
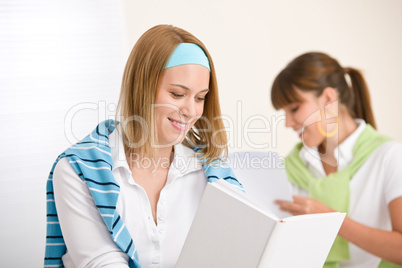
168, 118, 189, 131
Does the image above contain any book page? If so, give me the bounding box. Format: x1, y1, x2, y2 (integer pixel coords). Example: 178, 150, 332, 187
214, 178, 280, 221
228, 151, 293, 219
258, 212, 346, 268
176, 182, 278, 268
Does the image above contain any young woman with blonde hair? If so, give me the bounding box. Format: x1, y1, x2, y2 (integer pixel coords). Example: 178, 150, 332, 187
271, 52, 402, 268
44, 24, 241, 268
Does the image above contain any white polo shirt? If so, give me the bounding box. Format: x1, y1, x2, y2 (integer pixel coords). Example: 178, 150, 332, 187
53, 129, 207, 268
293, 119, 402, 268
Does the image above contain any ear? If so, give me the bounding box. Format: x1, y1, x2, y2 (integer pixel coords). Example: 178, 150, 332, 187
319, 87, 338, 106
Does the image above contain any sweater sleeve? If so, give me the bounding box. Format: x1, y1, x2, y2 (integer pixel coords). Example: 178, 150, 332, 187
53, 157, 130, 268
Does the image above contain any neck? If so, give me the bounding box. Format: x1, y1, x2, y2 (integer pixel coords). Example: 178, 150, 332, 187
318, 113, 358, 158
155, 146, 175, 164
126, 145, 174, 172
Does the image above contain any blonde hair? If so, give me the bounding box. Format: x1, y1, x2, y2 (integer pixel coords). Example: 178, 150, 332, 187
117, 24, 227, 163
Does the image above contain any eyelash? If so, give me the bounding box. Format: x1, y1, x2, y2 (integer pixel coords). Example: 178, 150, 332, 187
170, 92, 206, 102
171, 92, 183, 98
290, 106, 299, 113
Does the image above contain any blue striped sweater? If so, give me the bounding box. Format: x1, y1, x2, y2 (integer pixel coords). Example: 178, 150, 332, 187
44, 119, 242, 268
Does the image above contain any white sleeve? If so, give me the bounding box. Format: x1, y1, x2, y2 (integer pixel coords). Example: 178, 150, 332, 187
53, 158, 130, 268
382, 142, 402, 204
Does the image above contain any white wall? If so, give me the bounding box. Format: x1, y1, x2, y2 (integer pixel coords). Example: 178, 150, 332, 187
1, 0, 401, 266
123, 0, 402, 155
0, 1, 126, 267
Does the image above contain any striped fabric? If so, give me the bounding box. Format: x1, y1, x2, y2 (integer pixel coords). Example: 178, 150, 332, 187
44, 119, 243, 268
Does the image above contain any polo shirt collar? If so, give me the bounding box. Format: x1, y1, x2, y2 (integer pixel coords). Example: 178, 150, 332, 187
334, 119, 366, 171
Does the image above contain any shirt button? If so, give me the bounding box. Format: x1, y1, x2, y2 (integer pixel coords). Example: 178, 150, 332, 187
154, 244, 160, 250
159, 229, 164, 234
158, 215, 164, 221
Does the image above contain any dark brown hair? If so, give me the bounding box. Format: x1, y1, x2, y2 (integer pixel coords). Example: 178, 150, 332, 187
271, 52, 376, 128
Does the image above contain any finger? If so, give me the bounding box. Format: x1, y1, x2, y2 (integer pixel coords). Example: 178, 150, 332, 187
274, 199, 291, 205
276, 201, 304, 215
292, 195, 309, 204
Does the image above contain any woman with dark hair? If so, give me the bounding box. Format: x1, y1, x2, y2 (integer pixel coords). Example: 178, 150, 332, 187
271, 52, 402, 267
44, 25, 242, 268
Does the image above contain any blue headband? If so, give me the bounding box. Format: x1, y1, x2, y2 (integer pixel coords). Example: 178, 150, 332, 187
165, 43, 211, 71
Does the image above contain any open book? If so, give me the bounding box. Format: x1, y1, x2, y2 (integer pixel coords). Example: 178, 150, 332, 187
226, 151, 294, 219
176, 158, 346, 267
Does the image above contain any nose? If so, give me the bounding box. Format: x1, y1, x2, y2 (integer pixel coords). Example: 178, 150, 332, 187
179, 98, 197, 120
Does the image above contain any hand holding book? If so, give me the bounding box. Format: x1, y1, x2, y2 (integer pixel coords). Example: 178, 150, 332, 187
275, 195, 337, 215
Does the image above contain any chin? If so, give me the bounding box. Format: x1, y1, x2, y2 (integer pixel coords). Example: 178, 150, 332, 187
301, 138, 318, 148
161, 135, 186, 147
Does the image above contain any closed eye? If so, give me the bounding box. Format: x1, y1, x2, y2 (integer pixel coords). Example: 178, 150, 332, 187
171, 92, 184, 98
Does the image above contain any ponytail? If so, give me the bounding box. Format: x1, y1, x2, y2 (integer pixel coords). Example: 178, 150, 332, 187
344, 67, 377, 129
271, 52, 378, 129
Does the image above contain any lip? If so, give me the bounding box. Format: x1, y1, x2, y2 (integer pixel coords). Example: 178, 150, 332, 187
168, 118, 189, 131
296, 128, 304, 139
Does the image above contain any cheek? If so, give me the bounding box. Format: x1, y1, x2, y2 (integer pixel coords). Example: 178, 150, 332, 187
155, 103, 180, 115
155, 107, 177, 121
306, 122, 326, 143
192, 102, 204, 117
300, 107, 321, 127
197, 103, 204, 116
188, 104, 204, 126
305, 122, 319, 135
155, 90, 173, 106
